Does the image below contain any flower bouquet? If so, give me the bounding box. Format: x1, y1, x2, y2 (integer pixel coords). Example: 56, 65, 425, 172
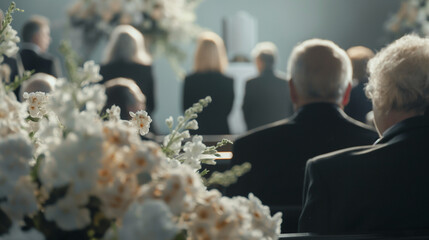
68, 0, 203, 74
0, 3, 282, 240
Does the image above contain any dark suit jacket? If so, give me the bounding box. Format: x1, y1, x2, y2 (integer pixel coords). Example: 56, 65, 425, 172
226, 103, 378, 233
19, 48, 61, 78
242, 70, 294, 130
182, 71, 234, 135
100, 61, 155, 116
299, 115, 429, 234
344, 80, 372, 123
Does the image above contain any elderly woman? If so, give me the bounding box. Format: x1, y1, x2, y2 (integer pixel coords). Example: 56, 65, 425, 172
182, 31, 234, 135
100, 25, 155, 119
299, 34, 429, 234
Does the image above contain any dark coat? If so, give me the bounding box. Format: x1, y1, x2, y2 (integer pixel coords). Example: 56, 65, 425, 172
182, 71, 234, 135
100, 61, 155, 116
19, 49, 61, 78
226, 103, 378, 233
299, 115, 429, 234
344, 80, 372, 123
242, 70, 294, 130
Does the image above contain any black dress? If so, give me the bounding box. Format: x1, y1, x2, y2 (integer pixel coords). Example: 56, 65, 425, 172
182, 71, 234, 135
100, 61, 155, 116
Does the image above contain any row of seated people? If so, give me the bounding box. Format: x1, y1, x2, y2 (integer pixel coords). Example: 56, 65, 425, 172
0, 12, 372, 136
226, 35, 429, 236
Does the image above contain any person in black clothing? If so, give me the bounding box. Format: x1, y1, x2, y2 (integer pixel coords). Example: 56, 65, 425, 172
226, 39, 378, 233
299, 35, 429, 234
182, 31, 234, 135
100, 25, 155, 121
242, 42, 294, 130
344, 46, 374, 123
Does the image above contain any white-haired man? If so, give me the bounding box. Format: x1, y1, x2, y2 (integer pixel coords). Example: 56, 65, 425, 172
226, 39, 378, 233
299, 35, 429, 234
242, 41, 294, 130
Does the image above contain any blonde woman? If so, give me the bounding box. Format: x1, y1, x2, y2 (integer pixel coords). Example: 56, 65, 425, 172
182, 31, 234, 134
100, 25, 155, 120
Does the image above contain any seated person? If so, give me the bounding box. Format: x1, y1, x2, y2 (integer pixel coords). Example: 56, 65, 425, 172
103, 77, 146, 121
226, 39, 378, 233
242, 41, 294, 130
19, 72, 56, 100
344, 46, 374, 123
299, 35, 429, 234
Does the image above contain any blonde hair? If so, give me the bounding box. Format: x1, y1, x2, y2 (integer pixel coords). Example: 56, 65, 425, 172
366, 34, 429, 113
346, 46, 374, 82
193, 31, 228, 73
103, 25, 152, 65
287, 39, 352, 102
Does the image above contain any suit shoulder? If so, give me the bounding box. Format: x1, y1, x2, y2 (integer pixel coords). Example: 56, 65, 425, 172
308, 144, 380, 168
236, 118, 293, 143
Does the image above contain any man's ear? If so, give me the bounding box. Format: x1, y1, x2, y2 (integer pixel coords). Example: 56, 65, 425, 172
341, 82, 352, 108
289, 79, 298, 105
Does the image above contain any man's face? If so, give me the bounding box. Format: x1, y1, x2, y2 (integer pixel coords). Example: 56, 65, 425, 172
33, 25, 51, 53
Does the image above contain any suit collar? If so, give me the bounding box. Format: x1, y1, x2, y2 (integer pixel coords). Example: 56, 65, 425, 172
21, 42, 41, 54
293, 102, 345, 122
376, 115, 429, 144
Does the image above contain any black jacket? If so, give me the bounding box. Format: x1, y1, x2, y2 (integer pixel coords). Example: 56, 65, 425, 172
226, 103, 378, 232
299, 115, 429, 234
100, 61, 156, 116
242, 70, 294, 130
182, 71, 234, 135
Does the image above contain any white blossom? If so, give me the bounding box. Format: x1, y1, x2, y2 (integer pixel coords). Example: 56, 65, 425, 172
77, 60, 103, 85
44, 193, 91, 231
23, 92, 48, 118
118, 200, 179, 240
106, 105, 121, 122
130, 110, 152, 136
1, 224, 45, 240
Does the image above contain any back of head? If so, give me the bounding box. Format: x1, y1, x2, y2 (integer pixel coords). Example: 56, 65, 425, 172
193, 31, 228, 73
22, 15, 49, 43
103, 78, 146, 120
20, 73, 56, 101
347, 46, 374, 83
103, 25, 152, 65
287, 39, 352, 103
252, 41, 278, 71
366, 34, 429, 114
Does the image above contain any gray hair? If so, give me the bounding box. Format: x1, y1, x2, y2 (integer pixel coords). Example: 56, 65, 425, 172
20, 73, 56, 101
286, 39, 352, 102
366, 34, 429, 113
251, 41, 278, 70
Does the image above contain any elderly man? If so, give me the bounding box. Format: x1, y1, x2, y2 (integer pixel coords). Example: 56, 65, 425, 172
242, 42, 294, 130
19, 15, 61, 78
19, 72, 56, 100
226, 39, 378, 233
299, 35, 429, 234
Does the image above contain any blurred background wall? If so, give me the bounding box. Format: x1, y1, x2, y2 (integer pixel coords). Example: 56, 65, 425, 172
0, 0, 402, 133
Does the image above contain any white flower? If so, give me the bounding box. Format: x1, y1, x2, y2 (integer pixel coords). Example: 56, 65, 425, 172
185, 119, 198, 130
77, 60, 103, 85
139, 164, 205, 215
130, 110, 152, 136
106, 105, 121, 122
246, 193, 282, 239
0, 25, 20, 61
118, 200, 179, 240
180, 135, 206, 170
23, 92, 48, 118
77, 84, 107, 113
165, 116, 173, 128
44, 193, 91, 231
0, 176, 38, 221
0, 134, 33, 183
1, 224, 44, 240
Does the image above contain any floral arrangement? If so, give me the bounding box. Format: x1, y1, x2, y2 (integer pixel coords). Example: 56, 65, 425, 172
385, 0, 429, 39
0, 3, 282, 240
68, 0, 203, 74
